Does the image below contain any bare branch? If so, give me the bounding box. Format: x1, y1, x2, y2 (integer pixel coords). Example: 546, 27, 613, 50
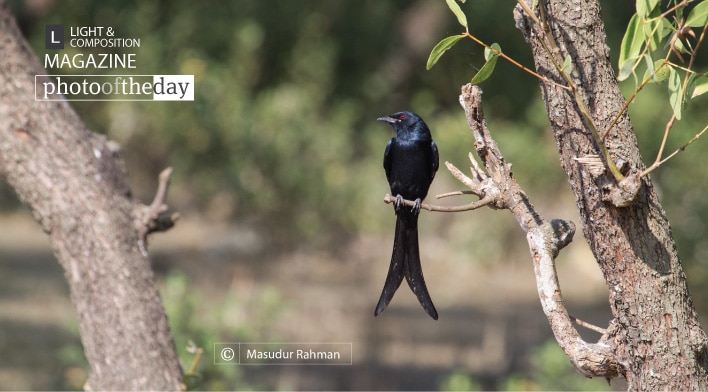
571, 316, 608, 335
459, 84, 542, 231
435, 190, 476, 199
383, 193, 494, 213
136, 166, 180, 255
148, 167, 174, 215
457, 84, 624, 378
528, 221, 622, 378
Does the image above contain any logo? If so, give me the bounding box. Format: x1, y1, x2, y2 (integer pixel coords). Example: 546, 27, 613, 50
38, 24, 195, 102
45, 25, 64, 49
35, 75, 195, 101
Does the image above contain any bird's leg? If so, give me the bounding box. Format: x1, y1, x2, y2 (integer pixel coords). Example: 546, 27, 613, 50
412, 198, 422, 215
394, 194, 404, 212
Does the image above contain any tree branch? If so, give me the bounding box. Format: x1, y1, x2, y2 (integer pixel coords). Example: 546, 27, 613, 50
383, 192, 495, 212
570, 316, 608, 335
136, 166, 180, 255
456, 84, 624, 378
458, 84, 543, 231
528, 221, 622, 378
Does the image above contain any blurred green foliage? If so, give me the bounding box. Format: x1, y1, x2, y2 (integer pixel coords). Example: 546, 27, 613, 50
502, 340, 613, 391
439, 369, 481, 391
5, 1, 704, 249
48, 270, 290, 390
161, 271, 288, 390
4, 0, 578, 246
3, 0, 708, 388
437, 339, 616, 391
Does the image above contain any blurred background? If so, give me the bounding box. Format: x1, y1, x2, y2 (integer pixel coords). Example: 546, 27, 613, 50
1, 0, 707, 390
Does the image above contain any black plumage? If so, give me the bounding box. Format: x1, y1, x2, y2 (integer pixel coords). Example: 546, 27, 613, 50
375, 111, 439, 320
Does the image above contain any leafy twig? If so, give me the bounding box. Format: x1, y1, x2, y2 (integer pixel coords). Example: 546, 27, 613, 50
640, 122, 708, 177
516, 0, 625, 182
642, 23, 708, 177
601, 59, 669, 142
462, 32, 570, 91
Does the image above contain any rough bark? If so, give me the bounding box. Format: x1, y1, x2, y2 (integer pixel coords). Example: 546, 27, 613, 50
0, 2, 183, 390
513, 0, 708, 389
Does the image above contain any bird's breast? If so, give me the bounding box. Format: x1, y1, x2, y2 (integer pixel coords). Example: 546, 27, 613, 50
387, 140, 435, 201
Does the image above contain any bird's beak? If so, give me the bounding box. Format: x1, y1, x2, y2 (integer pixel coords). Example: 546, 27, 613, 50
377, 116, 399, 124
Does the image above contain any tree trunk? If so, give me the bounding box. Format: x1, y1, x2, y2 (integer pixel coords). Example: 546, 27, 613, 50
0, 2, 183, 390
514, 0, 708, 389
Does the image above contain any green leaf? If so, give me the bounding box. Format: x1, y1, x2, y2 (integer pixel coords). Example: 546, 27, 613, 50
658, 18, 672, 41
643, 58, 670, 82
642, 53, 655, 81
673, 38, 690, 54
561, 54, 573, 75
691, 75, 708, 98
445, 0, 468, 30
618, 14, 645, 81
636, 0, 660, 19
654, 61, 670, 82
471, 47, 500, 84
685, 72, 698, 100
426, 34, 464, 70
484, 42, 502, 61
668, 67, 684, 120
618, 56, 639, 81
686, 0, 708, 27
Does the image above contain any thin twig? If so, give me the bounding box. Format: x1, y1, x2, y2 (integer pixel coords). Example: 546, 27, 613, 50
620, 1, 690, 86
601, 60, 667, 141
570, 316, 608, 334
463, 31, 570, 91
188, 347, 203, 374
137, 166, 179, 255
640, 123, 708, 177
601, 1, 691, 142
436, 190, 476, 199
148, 167, 174, 215
655, 114, 677, 170
383, 193, 495, 213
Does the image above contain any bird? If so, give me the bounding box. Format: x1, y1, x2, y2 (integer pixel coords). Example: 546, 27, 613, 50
375, 111, 439, 320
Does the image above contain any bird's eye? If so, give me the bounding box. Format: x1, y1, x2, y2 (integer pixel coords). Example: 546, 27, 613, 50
399, 114, 407, 120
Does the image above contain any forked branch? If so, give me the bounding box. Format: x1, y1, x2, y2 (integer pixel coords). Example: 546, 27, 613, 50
382, 86, 627, 379
457, 84, 623, 378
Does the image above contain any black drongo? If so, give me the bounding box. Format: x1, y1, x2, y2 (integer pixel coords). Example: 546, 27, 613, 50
375, 111, 439, 320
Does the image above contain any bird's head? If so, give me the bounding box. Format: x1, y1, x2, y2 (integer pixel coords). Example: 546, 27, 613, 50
377, 111, 431, 139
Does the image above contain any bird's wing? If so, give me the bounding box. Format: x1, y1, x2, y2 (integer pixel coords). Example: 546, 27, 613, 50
431, 140, 439, 179
383, 138, 394, 183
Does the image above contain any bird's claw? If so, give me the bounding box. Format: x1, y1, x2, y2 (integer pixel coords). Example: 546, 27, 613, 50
412, 198, 422, 215
394, 194, 404, 211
